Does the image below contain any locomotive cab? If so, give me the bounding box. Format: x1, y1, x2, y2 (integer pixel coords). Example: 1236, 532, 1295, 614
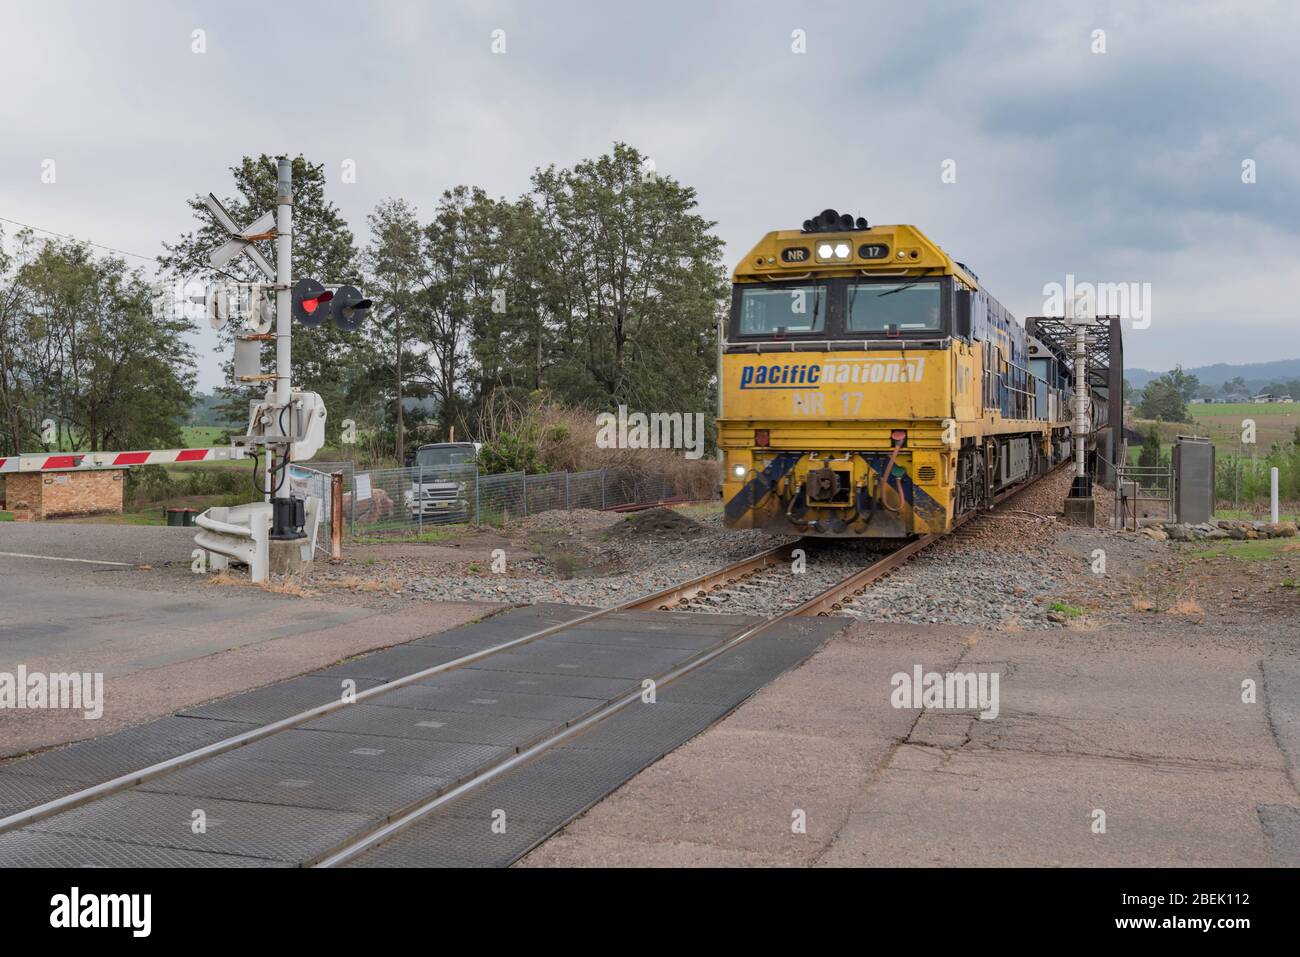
718, 211, 1073, 539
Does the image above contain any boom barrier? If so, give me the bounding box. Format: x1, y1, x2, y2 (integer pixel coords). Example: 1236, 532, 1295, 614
0, 447, 247, 474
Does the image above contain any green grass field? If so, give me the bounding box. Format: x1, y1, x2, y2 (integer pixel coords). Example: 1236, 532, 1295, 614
1130, 401, 1298, 469
1132, 402, 1296, 451
180, 426, 227, 447
1193, 401, 1297, 418
1188, 402, 1297, 450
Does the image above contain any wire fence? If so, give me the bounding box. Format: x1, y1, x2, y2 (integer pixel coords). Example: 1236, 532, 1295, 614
291, 462, 679, 541
1113, 462, 1174, 529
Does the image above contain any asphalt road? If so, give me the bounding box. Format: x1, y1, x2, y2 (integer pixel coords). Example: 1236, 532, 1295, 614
522, 620, 1300, 867
0, 522, 490, 757
0, 521, 199, 565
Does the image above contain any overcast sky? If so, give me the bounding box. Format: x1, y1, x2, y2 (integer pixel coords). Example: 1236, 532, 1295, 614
2, 0, 1297, 391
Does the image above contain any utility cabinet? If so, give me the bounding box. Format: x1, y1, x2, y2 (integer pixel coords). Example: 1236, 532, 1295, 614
1173, 435, 1214, 524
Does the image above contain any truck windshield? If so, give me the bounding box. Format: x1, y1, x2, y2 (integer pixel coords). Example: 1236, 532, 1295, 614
415, 446, 474, 468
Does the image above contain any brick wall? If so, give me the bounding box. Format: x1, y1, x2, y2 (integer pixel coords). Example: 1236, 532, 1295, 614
5, 469, 125, 520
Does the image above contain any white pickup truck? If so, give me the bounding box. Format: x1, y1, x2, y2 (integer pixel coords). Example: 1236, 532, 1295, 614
403, 442, 480, 522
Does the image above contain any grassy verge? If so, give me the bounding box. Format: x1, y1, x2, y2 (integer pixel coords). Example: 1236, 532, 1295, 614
1187, 538, 1300, 561
349, 526, 464, 545
0, 511, 13, 522
1213, 507, 1300, 522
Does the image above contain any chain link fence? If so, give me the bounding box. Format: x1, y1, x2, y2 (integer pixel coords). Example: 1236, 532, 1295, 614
293, 462, 679, 540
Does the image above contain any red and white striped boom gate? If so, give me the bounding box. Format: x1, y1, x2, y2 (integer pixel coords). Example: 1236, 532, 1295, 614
0, 447, 246, 474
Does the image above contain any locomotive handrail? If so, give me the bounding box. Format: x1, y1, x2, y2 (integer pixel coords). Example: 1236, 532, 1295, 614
725, 337, 951, 354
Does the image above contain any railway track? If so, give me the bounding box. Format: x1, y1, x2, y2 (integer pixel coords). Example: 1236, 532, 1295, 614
0, 465, 1062, 867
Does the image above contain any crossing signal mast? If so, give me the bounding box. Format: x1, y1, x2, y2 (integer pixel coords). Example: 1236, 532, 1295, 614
9, 159, 372, 582
193, 158, 371, 577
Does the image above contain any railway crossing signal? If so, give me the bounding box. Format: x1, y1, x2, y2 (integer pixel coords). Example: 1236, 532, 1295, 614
291, 279, 371, 331
205, 283, 229, 330
205, 194, 275, 280
292, 278, 333, 326
331, 285, 372, 332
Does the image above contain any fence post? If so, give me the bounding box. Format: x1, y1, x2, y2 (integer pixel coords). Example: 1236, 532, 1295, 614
565, 471, 570, 510
601, 469, 606, 509
475, 470, 481, 525
522, 472, 528, 516
1271, 467, 1280, 524
330, 472, 343, 560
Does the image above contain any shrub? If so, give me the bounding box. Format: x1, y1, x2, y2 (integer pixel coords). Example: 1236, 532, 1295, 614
477, 426, 549, 475
125, 465, 173, 505
474, 391, 720, 500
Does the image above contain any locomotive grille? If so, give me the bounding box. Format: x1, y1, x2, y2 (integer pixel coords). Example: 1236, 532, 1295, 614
916, 466, 937, 482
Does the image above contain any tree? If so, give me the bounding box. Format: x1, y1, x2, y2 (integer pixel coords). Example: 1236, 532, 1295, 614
1165, 364, 1200, 402
412, 186, 482, 438
0, 228, 34, 455
159, 155, 361, 438
363, 198, 424, 459
460, 195, 551, 406
1139, 373, 1189, 422
0, 233, 195, 454
1138, 425, 1162, 468
1220, 376, 1247, 398
530, 142, 726, 414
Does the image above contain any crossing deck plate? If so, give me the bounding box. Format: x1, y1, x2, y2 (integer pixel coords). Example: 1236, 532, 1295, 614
0, 715, 257, 784
26, 790, 375, 863
139, 752, 452, 816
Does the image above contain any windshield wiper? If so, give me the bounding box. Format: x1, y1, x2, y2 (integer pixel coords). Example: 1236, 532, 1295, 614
876, 270, 934, 298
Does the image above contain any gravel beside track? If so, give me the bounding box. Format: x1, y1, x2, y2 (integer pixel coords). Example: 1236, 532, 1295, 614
307, 468, 1158, 630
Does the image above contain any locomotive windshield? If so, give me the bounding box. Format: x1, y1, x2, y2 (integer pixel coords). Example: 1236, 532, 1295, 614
846, 281, 942, 333
737, 284, 827, 335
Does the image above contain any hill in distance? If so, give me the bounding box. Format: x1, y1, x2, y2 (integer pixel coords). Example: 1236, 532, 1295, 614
1127, 357, 1300, 391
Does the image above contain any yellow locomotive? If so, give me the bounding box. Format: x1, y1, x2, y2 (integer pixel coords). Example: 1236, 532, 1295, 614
719, 209, 1075, 539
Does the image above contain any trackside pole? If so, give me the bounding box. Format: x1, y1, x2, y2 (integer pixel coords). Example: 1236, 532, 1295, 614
268, 158, 294, 503
1063, 311, 1096, 525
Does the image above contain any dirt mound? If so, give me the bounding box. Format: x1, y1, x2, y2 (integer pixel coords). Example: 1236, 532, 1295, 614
518, 508, 623, 532
607, 507, 706, 541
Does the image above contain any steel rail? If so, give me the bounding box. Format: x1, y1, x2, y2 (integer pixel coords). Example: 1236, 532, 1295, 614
0, 541, 803, 835
624, 539, 800, 611
1, 460, 1067, 850
315, 461, 1072, 866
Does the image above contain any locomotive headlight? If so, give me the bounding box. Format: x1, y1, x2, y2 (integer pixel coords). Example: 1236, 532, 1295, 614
833, 242, 850, 258
817, 243, 833, 259
732, 464, 747, 479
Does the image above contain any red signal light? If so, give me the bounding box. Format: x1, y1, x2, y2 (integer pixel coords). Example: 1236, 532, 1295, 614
292, 279, 334, 326
755, 429, 770, 447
